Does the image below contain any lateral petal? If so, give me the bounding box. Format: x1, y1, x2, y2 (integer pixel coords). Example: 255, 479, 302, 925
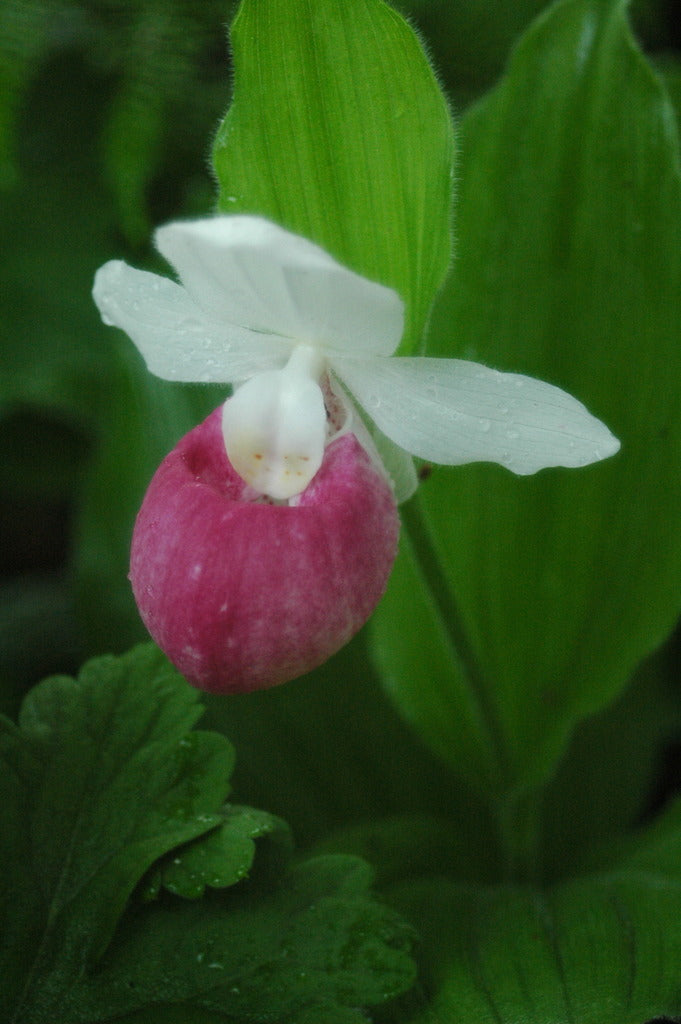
93, 260, 290, 382
332, 355, 620, 474
154, 215, 404, 357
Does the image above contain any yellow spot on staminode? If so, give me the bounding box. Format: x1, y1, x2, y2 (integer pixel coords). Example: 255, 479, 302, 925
253, 453, 263, 460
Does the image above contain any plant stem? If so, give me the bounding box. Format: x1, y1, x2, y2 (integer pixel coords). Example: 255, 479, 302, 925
401, 493, 543, 883
496, 788, 543, 884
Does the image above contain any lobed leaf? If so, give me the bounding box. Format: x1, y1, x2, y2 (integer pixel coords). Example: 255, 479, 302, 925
0, 645, 231, 1020
38, 856, 415, 1023
143, 803, 292, 900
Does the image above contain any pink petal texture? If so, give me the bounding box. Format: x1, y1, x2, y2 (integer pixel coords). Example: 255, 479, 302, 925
130, 406, 400, 693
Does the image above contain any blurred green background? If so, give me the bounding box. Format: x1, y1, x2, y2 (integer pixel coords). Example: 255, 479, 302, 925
1, 0, 679, 848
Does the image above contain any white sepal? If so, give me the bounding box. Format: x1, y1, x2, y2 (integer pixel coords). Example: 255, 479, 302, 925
92, 260, 290, 383
332, 355, 620, 474
155, 216, 404, 357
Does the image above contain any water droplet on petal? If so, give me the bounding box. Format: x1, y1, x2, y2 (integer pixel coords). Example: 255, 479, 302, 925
479, 418, 491, 432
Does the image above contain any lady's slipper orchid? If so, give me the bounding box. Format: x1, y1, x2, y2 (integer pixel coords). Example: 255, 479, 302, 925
93, 214, 619, 693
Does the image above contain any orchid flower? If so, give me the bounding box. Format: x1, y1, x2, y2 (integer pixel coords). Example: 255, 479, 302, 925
93, 215, 619, 505
92, 215, 619, 694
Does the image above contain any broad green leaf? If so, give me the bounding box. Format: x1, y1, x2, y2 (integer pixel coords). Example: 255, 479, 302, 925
0, 645, 230, 1019
371, 0, 681, 802
540, 645, 681, 880
393, 870, 681, 1023
390, 797, 681, 1024
34, 856, 415, 1024
212, 0, 454, 352
143, 803, 292, 899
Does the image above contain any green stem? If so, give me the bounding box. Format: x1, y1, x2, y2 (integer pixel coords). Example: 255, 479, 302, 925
400, 495, 508, 779
496, 788, 543, 884
400, 494, 542, 883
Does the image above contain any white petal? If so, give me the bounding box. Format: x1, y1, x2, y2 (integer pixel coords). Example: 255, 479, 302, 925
93, 260, 290, 382
155, 215, 404, 356
332, 355, 620, 474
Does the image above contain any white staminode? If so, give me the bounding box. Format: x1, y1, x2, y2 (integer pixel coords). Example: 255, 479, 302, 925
93, 214, 620, 502
221, 344, 327, 500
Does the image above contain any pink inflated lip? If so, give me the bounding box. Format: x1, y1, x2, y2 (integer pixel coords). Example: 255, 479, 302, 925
130, 406, 400, 693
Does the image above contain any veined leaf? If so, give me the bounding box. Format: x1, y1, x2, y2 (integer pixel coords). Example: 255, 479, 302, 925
392, 796, 681, 1023
212, 0, 455, 352
371, 0, 681, 802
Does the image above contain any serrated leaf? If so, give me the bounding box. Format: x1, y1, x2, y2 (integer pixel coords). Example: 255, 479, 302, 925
144, 803, 292, 899
212, 0, 454, 352
37, 856, 415, 1024
391, 799, 681, 1023
0, 644, 232, 1021
371, 0, 681, 803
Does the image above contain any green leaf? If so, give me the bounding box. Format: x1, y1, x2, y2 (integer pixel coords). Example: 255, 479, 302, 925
0, 644, 231, 1020
37, 856, 415, 1023
143, 803, 292, 899
212, 0, 455, 352
541, 645, 681, 880
371, 0, 681, 802
391, 799, 681, 1023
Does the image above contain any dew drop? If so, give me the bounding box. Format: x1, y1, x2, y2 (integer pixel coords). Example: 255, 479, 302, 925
478, 418, 491, 432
